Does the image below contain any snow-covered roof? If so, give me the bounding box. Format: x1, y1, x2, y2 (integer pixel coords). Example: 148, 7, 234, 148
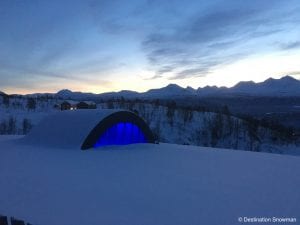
21, 109, 154, 149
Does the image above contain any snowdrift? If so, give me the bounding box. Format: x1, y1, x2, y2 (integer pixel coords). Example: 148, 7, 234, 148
0, 136, 299, 225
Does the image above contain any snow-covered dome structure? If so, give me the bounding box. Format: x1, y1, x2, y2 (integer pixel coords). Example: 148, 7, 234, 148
22, 109, 155, 150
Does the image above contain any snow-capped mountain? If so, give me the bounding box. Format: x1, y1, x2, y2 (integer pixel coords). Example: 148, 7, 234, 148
55, 84, 195, 100
56, 89, 97, 100
0, 91, 6, 96
142, 84, 196, 98
98, 90, 139, 99
55, 89, 140, 100
228, 76, 300, 96
196, 76, 300, 97
196, 85, 227, 96
49, 76, 300, 100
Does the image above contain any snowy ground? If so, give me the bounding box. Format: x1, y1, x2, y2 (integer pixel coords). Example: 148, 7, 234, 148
0, 136, 299, 225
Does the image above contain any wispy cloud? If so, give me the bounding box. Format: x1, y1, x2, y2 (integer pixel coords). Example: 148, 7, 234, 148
141, 1, 300, 80
0, 0, 300, 92
280, 41, 300, 50
283, 71, 300, 76
171, 68, 210, 80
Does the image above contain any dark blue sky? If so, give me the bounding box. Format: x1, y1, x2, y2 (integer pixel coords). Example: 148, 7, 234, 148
1, 0, 300, 93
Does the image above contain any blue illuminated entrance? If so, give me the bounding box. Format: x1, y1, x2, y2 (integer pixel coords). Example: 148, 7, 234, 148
94, 122, 146, 147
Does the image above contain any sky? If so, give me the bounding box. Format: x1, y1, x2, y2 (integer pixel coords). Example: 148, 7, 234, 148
0, 0, 300, 94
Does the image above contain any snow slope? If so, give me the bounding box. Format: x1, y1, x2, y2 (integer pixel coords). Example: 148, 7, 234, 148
1, 96, 299, 153
0, 136, 299, 225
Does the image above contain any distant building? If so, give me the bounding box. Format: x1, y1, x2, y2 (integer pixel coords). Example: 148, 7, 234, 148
77, 101, 96, 109
60, 100, 78, 110
60, 100, 96, 110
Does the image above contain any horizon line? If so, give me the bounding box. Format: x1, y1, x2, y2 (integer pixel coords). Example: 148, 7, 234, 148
1, 74, 299, 95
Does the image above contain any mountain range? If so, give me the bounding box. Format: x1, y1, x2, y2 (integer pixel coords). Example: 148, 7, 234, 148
2, 76, 300, 99
56, 76, 300, 99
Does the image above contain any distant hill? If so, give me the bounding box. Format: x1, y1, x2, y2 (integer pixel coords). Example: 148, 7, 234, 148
143, 84, 196, 98
53, 76, 300, 100
196, 76, 300, 97
0, 91, 7, 96
226, 76, 300, 96
1, 76, 299, 100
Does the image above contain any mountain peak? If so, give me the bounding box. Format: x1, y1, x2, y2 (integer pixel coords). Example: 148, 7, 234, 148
280, 75, 299, 82
186, 86, 195, 92
234, 80, 256, 87
0, 91, 7, 96
165, 83, 183, 89
263, 76, 299, 83
38, 76, 300, 99
144, 83, 194, 97
57, 89, 73, 95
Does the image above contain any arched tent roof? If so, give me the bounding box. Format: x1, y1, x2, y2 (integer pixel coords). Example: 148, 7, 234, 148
22, 109, 155, 150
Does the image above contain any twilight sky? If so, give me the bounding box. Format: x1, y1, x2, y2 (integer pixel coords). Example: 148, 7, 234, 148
1, 0, 300, 94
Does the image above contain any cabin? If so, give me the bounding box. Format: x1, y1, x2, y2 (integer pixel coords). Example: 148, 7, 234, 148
60, 100, 78, 110
59, 100, 96, 110
77, 101, 96, 109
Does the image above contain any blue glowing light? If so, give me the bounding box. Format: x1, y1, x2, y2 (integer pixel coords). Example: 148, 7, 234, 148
94, 122, 146, 148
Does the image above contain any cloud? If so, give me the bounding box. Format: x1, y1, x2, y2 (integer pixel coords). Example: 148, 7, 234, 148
283, 71, 300, 76
1, 0, 300, 92
171, 68, 210, 80
0, 54, 118, 92
280, 41, 300, 50
141, 0, 300, 80
143, 74, 162, 80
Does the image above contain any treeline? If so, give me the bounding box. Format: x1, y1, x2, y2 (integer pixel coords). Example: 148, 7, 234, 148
98, 98, 299, 150
98, 97, 215, 113
1, 95, 36, 110
98, 99, 259, 150
0, 94, 298, 150
238, 114, 297, 142
0, 214, 34, 225
100, 97, 296, 139
0, 117, 32, 135
0, 93, 56, 110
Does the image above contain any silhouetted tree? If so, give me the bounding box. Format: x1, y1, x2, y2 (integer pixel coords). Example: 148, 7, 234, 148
22, 118, 32, 134
221, 105, 230, 116
106, 100, 114, 109
3, 95, 9, 107
0, 120, 7, 134
210, 113, 224, 147
11, 217, 25, 225
7, 117, 16, 134
0, 215, 8, 225
166, 100, 176, 126
154, 99, 160, 108
26, 98, 36, 110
